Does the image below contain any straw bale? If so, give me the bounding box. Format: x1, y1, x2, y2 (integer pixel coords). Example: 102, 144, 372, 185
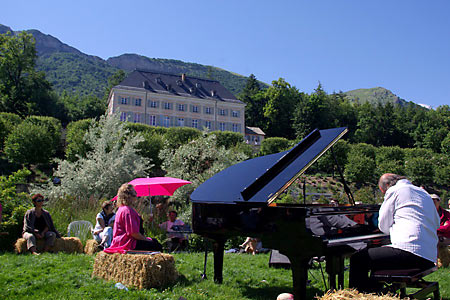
317, 289, 401, 300
438, 244, 450, 268
84, 239, 100, 255
92, 251, 178, 289
14, 237, 83, 254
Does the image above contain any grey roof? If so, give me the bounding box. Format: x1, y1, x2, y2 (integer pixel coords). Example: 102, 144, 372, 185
116, 69, 243, 104
245, 126, 265, 135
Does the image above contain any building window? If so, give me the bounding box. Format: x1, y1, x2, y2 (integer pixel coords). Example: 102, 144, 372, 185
120, 97, 128, 105
193, 105, 199, 113
232, 124, 239, 132
150, 101, 158, 108
205, 107, 212, 114
134, 114, 140, 123
232, 110, 239, 118
219, 109, 226, 116
205, 121, 211, 130
177, 118, 184, 127
192, 119, 198, 128
178, 104, 185, 111
120, 112, 127, 121
219, 122, 226, 131
164, 102, 171, 110
149, 115, 156, 126
135, 98, 142, 106
163, 116, 170, 127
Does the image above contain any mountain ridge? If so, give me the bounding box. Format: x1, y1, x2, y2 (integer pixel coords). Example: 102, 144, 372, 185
1, 24, 415, 106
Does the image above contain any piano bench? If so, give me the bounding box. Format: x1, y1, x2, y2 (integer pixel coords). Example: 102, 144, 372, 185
370, 266, 439, 300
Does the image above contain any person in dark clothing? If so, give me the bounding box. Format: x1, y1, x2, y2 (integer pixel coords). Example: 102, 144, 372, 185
22, 194, 60, 255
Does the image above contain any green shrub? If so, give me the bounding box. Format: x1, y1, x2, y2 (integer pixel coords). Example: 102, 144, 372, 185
0, 168, 32, 251
65, 119, 94, 161
4, 122, 56, 166
135, 132, 165, 171
405, 156, 434, 186
24, 116, 62, 154
209, 131, 244, 149
344, 152, 376, 186
259, 137, 290, 156
353, 186, 377, 204
350, 143, 376, 159
315, 140, 350, 174
163, 127, 201, 149
432, 154, 450, 187
441, 132, 450, 154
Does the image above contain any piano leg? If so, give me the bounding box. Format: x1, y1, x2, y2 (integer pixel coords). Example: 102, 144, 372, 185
326, 254, 345, 290
212, 237, 226, 283
289, 256, 310, 300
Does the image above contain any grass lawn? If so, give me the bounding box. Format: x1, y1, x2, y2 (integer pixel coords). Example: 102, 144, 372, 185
0, 252, 448, 299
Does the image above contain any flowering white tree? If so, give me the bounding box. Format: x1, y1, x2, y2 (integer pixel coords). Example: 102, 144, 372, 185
37, 114, 153, 203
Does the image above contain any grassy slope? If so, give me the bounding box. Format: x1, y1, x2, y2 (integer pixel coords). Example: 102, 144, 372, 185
0, 252, 448, 300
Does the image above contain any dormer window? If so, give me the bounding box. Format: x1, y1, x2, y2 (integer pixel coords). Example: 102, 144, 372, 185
196, 83, 202, 89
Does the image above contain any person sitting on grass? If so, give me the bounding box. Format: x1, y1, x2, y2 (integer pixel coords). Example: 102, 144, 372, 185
159, 210, 189, 252
22, 194, 60, 255
105, 184, 162, 253
93, 201, 116, 249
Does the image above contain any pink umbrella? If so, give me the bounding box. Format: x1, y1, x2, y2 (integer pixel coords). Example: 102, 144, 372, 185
111, 177, 191, 201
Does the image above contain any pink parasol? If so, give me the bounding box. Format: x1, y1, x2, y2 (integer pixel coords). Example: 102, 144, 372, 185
111, 177, 191, 201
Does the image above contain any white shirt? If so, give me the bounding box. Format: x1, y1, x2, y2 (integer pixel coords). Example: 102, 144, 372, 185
94, 212, 116, 232
378, 179, 440, 262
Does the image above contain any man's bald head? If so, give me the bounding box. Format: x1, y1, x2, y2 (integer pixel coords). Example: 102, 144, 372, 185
378, 173, 406, 194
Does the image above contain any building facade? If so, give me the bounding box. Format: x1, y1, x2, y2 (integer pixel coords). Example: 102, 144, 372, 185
107, 69, 245, 134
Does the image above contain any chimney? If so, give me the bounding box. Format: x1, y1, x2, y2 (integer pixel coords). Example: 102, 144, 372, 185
181, 73, 186, 82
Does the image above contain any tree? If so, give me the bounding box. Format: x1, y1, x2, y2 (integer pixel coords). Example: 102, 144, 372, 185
0, 32, 56, 116
3, 116, 61, 166
238, 74, 264, 126
263, 78, 300, 138
259, 137, 291, 156
36, 113, 153, 203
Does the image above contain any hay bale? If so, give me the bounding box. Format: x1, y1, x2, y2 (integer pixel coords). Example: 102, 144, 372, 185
84, 239, 100, 255
317, 289, 401, 300
14, 237, 83, 254
92, 251, 178, 289
438, 245, 450, 268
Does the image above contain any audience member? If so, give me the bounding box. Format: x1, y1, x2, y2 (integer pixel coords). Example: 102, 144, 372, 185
93, 201, 116, 249
431, 194, 450, 239
159, 210, 188, 252
105, 184, 162, 253
349, 174, 439, 293
22, 194, 60, 255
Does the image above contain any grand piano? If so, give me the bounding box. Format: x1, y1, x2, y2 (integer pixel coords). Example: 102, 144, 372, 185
190, 127, 389, 300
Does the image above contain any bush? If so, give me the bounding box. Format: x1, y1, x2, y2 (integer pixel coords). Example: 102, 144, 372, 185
24, 116, 62, 154
65, 119, 94, 161
405, 156, 434, 186
4, 122, 57, 166
432, 154, 450, 187
259, 137, 290, 156
0, 168, 32, 251
344, 152, 376, 186
135, 132, 165, 171
36, 114, 153, 203
375, 146, 405, 177
353, 186, 377, 204
349, 143, 376, 159
163, 127, 201, 149
315, 140, 350, 174
209, 131, 244, 149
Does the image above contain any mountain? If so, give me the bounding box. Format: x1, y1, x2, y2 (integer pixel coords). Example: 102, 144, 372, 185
107, 54, 256, 95
344, 87, 409, 106
1, 24, 263, 97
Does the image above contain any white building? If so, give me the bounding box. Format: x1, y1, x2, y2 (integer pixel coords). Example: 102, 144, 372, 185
107, 69, 246, 133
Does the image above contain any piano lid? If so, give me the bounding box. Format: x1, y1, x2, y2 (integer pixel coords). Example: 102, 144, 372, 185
190, 127, 348, 204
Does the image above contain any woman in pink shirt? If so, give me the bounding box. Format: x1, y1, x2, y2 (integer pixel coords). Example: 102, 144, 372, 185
105, 184, 162, 253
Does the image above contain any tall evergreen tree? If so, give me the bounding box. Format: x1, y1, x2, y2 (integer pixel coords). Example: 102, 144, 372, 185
238, 74, 265, 127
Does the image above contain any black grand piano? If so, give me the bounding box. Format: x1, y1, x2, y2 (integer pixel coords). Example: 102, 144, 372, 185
190, 127, 389, 299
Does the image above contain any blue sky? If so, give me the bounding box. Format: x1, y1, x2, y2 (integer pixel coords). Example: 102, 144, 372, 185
2, 0, 449, 108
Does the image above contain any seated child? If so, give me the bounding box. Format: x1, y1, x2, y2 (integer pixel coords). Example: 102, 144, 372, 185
159, 210, 189, 252
93, 201, 115, 249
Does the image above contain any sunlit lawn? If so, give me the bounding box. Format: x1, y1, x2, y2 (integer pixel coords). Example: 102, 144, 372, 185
0, 252, 448, 299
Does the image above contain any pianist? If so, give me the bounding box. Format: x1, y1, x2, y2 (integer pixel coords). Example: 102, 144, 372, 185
349, 173, 440, 293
